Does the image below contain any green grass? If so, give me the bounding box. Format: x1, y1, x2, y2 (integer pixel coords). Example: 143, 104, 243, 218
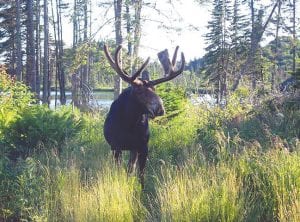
0, 72, 299, 221
45, 164, 144, 222
156, 162, 243, 222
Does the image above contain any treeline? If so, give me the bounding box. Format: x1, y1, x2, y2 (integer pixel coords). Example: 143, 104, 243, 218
0, 0, 165, 106
192, 0, 299, 104
0, 0, 299, 107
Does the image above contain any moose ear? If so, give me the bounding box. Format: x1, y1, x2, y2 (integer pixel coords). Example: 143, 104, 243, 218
141, 70, 150, 81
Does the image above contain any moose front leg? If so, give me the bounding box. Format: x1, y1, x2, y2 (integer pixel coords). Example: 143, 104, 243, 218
138, 146, 148, 189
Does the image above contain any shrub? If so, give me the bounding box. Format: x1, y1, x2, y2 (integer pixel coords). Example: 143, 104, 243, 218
150, 103, 199, 164
3, 106, 83, 159
156, 82, 187, 115
0, 70, 34, 140
0, 157, 46, 221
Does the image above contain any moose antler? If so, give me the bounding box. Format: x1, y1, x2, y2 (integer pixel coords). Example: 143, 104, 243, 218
149, 46, 185, 86
103, 44, 150, 84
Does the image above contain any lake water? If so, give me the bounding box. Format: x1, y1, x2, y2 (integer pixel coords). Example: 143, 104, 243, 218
49, 91, 114, 109
48, 91, 216, 109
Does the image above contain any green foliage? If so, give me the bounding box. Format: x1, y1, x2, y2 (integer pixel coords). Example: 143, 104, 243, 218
1, 76, 300, 221
0, 70, 34, 139
0, 157, 46, 221
239, 150, 300, 222
54, 166, 145, 222
156, 82, 187, 115
156, 163, 244, 222
229, 95, 300, 150
154, 150, 300, 222
3, 106, 83, 158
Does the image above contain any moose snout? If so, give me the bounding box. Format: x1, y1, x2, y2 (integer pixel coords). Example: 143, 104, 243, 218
155, 106, 165, 116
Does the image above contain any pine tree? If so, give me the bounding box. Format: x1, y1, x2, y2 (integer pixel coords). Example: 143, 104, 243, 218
71, 0, 90, 107
25, 0, 36, 92
113, 0, 123, 99
56, 0, 67, 105
16, 0, 23, 81
35, 0, 41, 98
205, 0, 231, 104
231, 0, 278, 90
43, 0, 50, 104
229, 0, 250, 84
0, 1, 18, 75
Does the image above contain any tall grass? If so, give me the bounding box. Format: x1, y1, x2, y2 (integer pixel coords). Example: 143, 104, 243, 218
1, 70, 300, 221
46, 164, 144, 222
154, 149, 300, 222
156, 162, 243, 222
150, 103, 202, 164
240, 150, 300, 222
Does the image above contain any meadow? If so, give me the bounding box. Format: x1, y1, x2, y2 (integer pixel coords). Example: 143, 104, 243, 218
0, 71, 299, 222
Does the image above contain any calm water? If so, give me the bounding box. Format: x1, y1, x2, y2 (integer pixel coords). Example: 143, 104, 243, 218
48, 91, 114, 109
47, 91, 215, 109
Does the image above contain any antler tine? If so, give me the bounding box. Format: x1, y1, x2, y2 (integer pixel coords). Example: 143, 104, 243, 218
131, 57, 150, 80
113, 45, 132, 80
149, 49, 185, 86
104, 44, 152, 84
103, 44, 132, 83
173, 52, 185, 75
103, 44, 118, 70
171, 46, 179, 66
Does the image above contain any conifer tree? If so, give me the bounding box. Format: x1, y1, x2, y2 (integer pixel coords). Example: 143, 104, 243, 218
25, 0, 36, 92
230, 0, 250, 84
205, 0, 231, 104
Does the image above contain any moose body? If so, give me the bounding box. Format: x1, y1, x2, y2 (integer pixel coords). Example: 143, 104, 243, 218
104, 87, 150, 151
103, 45, 185, 188
104, 87, 152, 186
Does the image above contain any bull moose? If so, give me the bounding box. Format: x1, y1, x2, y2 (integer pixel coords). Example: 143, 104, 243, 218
103, 44, 185, 188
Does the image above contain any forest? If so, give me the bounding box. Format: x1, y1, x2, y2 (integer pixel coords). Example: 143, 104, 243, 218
0, 0, 299, 221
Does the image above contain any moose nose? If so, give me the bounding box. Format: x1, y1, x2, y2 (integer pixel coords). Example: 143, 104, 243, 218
156, 106, 165, 116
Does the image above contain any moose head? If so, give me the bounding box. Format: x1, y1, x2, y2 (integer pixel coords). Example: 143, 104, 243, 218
103, 44, 185, 189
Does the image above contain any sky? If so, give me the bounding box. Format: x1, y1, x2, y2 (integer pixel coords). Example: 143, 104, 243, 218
59, 0, 299, 62
134, 0, 211, 61
62, 0, 211, 61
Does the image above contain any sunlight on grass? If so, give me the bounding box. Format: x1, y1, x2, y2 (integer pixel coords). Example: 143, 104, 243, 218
236, 150, 300, 222
156, 163, 244, 222
46, 163, 145, 222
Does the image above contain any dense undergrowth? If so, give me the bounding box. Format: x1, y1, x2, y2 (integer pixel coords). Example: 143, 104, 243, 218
0, 70, 299, 221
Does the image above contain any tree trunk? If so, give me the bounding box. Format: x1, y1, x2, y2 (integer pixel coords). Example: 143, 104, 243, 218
250, 0, 257, 90
50, 0, 59, 107
292, 0, 296, 75
231, 2, 278, 91
82, 0, 89, 105
16, 0, 22, 81
88, 0, 92, 85
43, 0, 50, 104
125, 1, 133, 72
11, 34, 16, 77
25, 0, 36, 93
132, 0, 142, 71
271, 0, 281, 91
56, 0, 66, 104
73, 0, 77, 47
72, 0, 79, 106
114, 0, 123, 99
35, 0, 41, 99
